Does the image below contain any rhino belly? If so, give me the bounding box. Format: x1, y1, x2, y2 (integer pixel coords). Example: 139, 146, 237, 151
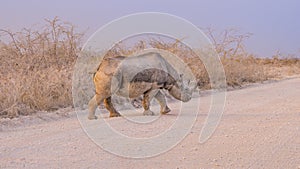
115, 81, 153, 98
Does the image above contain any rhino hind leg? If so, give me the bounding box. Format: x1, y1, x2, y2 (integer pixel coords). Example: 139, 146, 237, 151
154, 91, 171, 114
142, 90, 157, 116
104, 96, 121, 118
88, 94, 104, 120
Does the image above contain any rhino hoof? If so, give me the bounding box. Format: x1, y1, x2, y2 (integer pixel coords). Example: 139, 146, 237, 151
109, 113, 121, 118
88, 115, 98, 120
161, 106, 171, 115
143, 110, 155, 116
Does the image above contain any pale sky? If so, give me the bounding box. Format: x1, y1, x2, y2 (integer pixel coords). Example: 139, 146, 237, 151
1, 0, 299, 57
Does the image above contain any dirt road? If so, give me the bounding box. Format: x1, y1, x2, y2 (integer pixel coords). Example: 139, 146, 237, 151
1, 78, 300, 169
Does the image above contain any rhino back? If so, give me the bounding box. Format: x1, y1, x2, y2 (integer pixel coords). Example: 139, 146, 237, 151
118, 52, 179, 83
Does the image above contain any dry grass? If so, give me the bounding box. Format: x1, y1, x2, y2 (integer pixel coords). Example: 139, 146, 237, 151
0, 17, 82, 118
0, 19, 299, 118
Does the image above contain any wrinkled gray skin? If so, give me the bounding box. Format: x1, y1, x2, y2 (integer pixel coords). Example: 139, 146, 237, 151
88, 52, 196, 120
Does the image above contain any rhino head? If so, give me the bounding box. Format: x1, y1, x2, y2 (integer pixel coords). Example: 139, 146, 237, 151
167, 74, 197, 102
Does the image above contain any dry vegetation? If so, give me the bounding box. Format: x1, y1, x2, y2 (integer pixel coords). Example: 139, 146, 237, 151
0, 17, 83, 118
1, 18, 299, 118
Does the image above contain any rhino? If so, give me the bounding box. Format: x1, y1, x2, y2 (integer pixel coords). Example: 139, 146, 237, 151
88, 52, 196, 120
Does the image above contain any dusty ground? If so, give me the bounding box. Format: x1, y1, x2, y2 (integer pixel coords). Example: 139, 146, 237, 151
1, 78, 300, 169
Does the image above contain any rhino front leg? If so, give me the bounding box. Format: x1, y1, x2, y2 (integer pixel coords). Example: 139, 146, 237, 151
88, 94, 104, 120
142, 90, 157, 116
154, 91, 171, 114
104, 96, 121, 118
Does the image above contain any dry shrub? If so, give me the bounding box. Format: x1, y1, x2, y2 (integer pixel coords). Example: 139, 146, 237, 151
221, 55, 268, 86
0, 17, 82, 118
203, 28, 300, 87
259, 53, 300, 78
